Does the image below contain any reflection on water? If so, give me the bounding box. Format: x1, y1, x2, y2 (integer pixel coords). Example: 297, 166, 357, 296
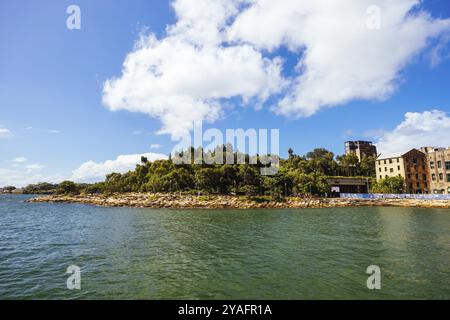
0, 194, 449, 299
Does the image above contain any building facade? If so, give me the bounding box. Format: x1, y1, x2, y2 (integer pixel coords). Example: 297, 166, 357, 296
375, 149, 429, 194
345, 141, 378, 161
422, 147, 450, 194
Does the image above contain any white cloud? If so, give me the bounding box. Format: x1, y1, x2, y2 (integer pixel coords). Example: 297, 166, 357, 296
71, 152, 168, 183
13, 157, 28, 163
228, 0, 450, 117
49, 130, 61, 134
375, 109, 450, 154
102, 0, 285, 138
25, 164, 45, 170
150, 144, 162, 149
0, 168, 64, 188
0, 128, 11, 138
103, 0, 450, 135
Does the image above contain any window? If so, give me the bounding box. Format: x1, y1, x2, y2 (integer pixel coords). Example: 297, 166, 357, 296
417, 182, 420, 188
413, 158, 417, 165
438, 161, 442, 169
398, 174, 401, 177
385, 167, 387, 172
398, 166, 400, 170
408, 174, 411, 179
439, 173, 443, 180
422, 174, 427, 181
446, 161, 450, 170
379, 167, 381, 172
397, 158, 400, 163
415, 174, 419, 180
432, 174, 436, 181
390, 168, 394, 173
384, 160, 386, 164
380, 175, 382, 179
385, 175, 388, 179
447, 174, 450, 183
430, 161, 435, 169
389, 159, 393, 164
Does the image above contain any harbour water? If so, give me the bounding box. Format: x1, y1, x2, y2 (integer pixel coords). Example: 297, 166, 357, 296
1, 194, 449, 299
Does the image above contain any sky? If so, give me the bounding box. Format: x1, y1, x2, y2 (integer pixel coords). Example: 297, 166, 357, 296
1, 0, 450, 187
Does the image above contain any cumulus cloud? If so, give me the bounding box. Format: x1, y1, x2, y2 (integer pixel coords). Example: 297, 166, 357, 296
71, 152, 168, 183
229, 0, 450, 117
375, 109, 450, 154
103, 0, 450, 135
150, 144, 162, 149
0, 168, 64, 188
13, 157, 28, 163
0, 128, 11, 138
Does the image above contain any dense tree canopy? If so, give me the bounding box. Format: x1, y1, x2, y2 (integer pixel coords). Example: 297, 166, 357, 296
21, 145, 378, 197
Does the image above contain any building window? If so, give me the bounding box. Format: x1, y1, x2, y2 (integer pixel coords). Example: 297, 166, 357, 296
447, 174, 450, 183
432, 174, 436, 181
446, 161, 450, 170
397, 166, 400, 170
430, 161, 435, 169
397, 158, 400, 163
423, 174, 427, 181
438, 161, 442, 169
439, 173, 443, 180
390, 168, 394, 173
408, 174, 411, 179
380, 175, 382, 180
379, 167, 381, 172
385, 167, 387, 172
384, 160, 386, 165
415, 174, 419, 179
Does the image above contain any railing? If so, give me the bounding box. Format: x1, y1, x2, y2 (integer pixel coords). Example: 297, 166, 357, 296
340, 193, 450, 200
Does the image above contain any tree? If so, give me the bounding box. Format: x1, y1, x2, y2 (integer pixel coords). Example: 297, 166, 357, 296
3, 186, 16, 193
57, 181, 79, 195
371, 176, 404, 194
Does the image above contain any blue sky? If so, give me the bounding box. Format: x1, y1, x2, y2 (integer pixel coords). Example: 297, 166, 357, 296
1, 0, 450, 186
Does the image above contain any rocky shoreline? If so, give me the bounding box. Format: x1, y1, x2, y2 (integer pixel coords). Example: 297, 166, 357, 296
26, 193, 450, 209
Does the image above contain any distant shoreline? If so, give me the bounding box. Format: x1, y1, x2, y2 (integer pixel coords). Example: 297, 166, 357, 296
26, 193, 450, 209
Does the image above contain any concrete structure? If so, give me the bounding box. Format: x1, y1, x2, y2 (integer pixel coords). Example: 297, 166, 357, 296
345, 141, 377, 161
376, 149, 429, 194
327, 177, 370, 196
421, 147, 450, 194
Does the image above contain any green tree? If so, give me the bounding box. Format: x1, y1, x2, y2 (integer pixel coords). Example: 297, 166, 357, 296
3, 186, 16, 193
371, 176, 404, 194
57, 181, 79, 195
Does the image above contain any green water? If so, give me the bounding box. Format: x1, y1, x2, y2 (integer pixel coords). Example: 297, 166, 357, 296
0, 194, 449, 299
